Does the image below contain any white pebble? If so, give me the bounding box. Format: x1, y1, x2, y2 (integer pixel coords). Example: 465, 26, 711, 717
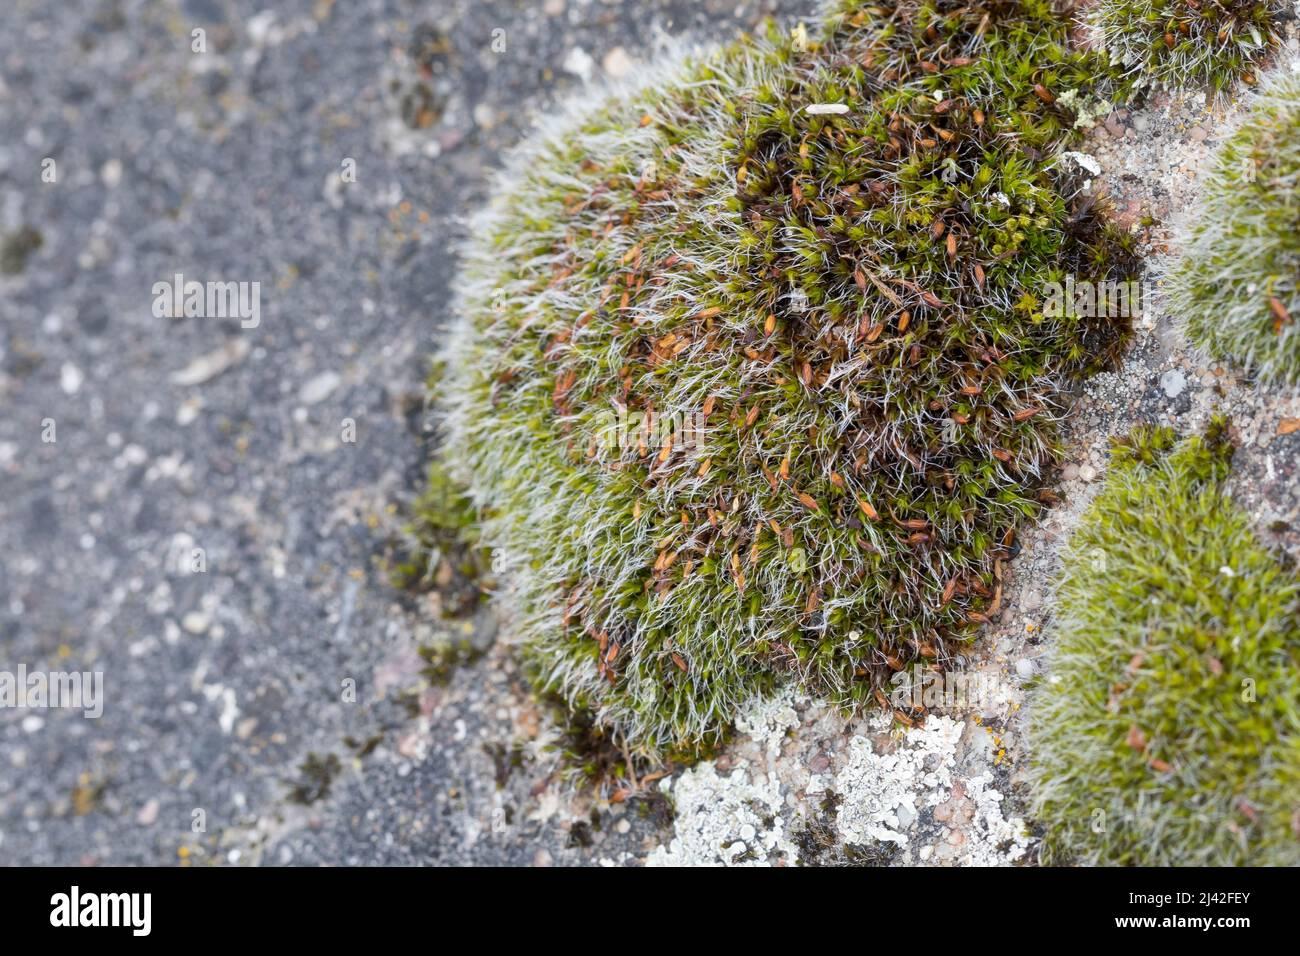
299, 371, 340, 405
602, 46, 632, 78
562, 47, 594, 83
60, 362, 83, 395
101, 159, 123, 188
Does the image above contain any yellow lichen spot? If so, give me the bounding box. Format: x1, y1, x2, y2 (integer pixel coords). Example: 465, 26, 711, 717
72, 773, 98, 816
790, 22, 808, 52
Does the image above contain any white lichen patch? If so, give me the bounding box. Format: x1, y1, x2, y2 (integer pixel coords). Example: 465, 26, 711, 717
1055, 150, 1097, 180
643, 682, 1034, 866
645, 687, 802, 866
733, 684, 803, 761
961, 773, 1031, 866
1056, 88, 1114, 130
826, 713, 963, 847
646, 762, 795, 866
803, 712, 1030, 865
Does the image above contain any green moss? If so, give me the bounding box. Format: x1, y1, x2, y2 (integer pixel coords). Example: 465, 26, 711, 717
535, 685, 720, 790
1091, 0, 1283, 95
0, 225, 43, 275
542, 697, 642, 785
434, 1, 1136, 758
392, 459, 490, 616
288, 753, 342, 806
417, 634, 485, 684
1028, 420, 1300, 865
1167, 70, 1300, 384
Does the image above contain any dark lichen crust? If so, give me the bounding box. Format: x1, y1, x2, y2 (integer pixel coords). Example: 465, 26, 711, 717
435, 1, 1137, 757
1029, 420, 1300, 866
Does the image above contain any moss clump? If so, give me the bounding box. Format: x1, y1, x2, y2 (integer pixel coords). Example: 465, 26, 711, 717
1090, 0, 1283, 94
1028, 421, 1300, 865
392, 459, 490, 616
435, 1, 1136, 758
0, 225, 43, 275
417, 634, 486, 684
288, 753, 342, 806
1166, 70, 1300, 384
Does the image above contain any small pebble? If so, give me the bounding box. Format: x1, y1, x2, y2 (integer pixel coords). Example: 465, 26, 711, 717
299, 371, 340, 405
101, 159, 123, 188
472, 102, 496, 129
1160, 368, 1186, 399
602, 46, 632, 78
562, 47, 594, 82
137, 799, 160, 826
60, 362, 83, 395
